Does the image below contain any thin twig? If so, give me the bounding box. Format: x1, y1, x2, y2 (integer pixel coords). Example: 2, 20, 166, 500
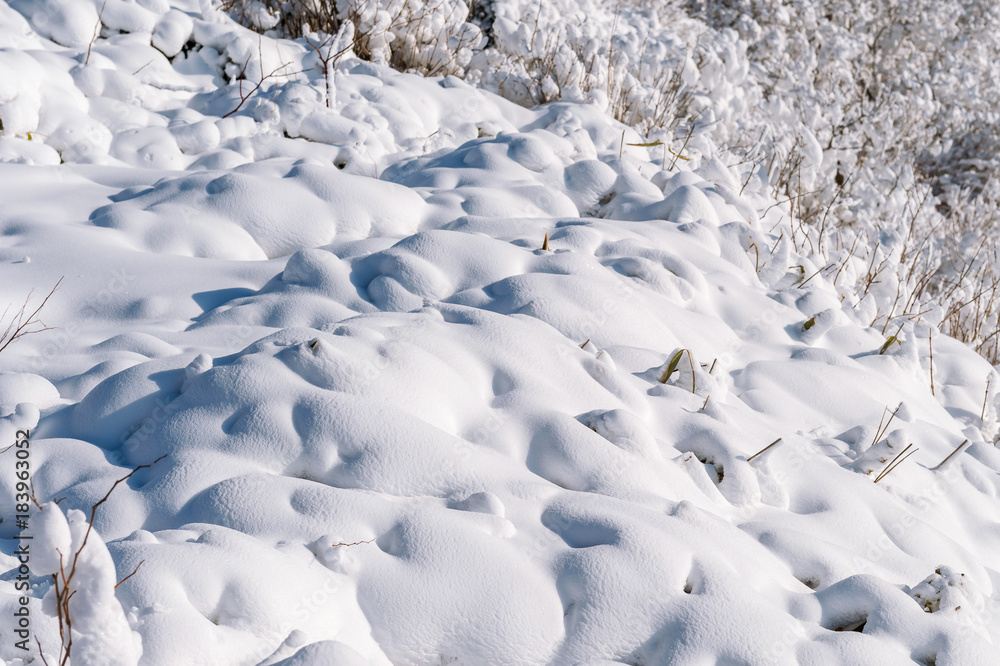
747, 438, 782, 462
0, 278, 63, 355
42, 454, 167, 664
929, 329, 935, 396
798, 263, 834, 289
668, 122, 695, 171
115, 560, 145, 590
933, 439, 968, 470
85, 0, 108, 66
36, 636, 50, 666
328, 538, 375, 548
982, 377, 992, 423
70, 455, 168, 580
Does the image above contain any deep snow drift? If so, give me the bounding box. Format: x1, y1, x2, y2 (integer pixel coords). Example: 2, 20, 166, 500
0, 0, 999, 664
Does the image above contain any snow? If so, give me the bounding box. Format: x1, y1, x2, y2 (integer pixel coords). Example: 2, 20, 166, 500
0, 0, 999, 664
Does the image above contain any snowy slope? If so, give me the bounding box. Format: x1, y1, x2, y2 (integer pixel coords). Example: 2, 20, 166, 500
0, 1, 999, 665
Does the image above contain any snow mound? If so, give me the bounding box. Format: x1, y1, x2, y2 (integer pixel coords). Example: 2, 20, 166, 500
90, 159, 426, 258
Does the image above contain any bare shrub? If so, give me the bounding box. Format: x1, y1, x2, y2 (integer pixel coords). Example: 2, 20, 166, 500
0, 279, 62, 355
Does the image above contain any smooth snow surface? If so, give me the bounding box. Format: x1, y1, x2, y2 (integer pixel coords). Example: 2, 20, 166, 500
0, 1, 999, 665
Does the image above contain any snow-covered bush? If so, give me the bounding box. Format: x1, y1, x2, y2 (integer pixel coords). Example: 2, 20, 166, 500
223, 0, 481, 76
225, 0, 707, 134
33, 501, 142, 665
686, 0, 1000, 360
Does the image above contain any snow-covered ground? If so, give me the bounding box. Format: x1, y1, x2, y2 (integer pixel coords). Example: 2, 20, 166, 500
1, 0, 1000, 664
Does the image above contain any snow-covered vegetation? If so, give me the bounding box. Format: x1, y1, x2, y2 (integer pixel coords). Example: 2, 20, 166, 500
235, 0, 1000, 362
1, 0, 999, 663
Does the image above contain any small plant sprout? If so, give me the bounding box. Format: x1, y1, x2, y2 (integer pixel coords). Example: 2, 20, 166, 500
660, 350, 684, 383
542, 232, 550, 251
659, 348, 696, 393
879, 335, 901, 355
803, 316, 816, 331
879, 323, 905, 355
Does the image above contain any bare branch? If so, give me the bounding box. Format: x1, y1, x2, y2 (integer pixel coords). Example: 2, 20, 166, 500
0, 278, 63, 355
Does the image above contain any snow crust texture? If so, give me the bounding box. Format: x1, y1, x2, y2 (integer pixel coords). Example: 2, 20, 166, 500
0, 1, 999, 665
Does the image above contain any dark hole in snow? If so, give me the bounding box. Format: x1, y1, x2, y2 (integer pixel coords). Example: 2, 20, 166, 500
799, 576, 819, 590
832, 616, 866, 633
692, 452, 723, 483
683, 563, 701, 594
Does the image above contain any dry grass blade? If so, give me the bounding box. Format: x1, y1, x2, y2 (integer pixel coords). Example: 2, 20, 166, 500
747, 437, 782, 462
659, 349, 685, 383
328, 538, 375, 547
659, 349, 696, 392
668, 123, 695, 172
85, 0, 107, 66
874, 443, 918, 483
982, 377, 991, 422
798, 262, 833, 289
685, 349, 696, 393
933, 439, 968, 470
869, 403, 902, 449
